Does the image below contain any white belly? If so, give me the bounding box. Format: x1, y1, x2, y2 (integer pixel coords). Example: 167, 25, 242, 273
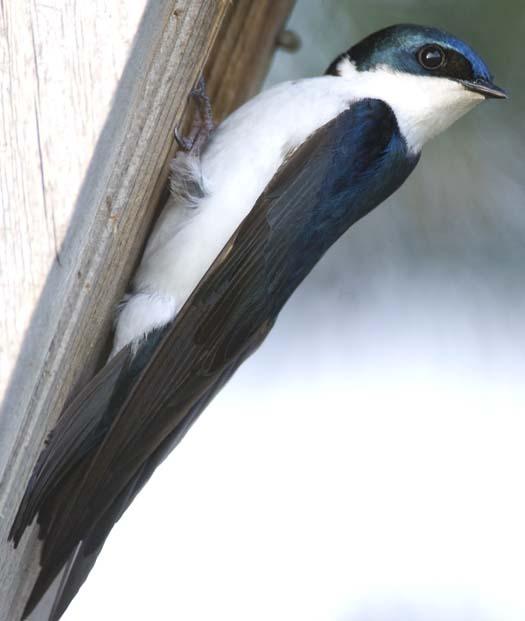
112, 75, 358, 355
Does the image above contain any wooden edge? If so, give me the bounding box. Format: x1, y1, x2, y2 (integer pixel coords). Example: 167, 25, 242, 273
0, 0, 296, 618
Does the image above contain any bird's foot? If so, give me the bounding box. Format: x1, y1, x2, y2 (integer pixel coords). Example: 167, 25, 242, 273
174, 77, 215, 154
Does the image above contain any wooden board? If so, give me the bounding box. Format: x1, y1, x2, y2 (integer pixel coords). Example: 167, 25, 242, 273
0, 0, 295, 618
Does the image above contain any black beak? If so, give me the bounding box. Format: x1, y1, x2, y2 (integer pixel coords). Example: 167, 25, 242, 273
460, 78, 508, 100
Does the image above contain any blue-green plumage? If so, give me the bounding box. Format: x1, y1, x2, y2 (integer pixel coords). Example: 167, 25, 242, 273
327, 24, 506, 99
263, 99, 419, 309
349, 24, 493, 77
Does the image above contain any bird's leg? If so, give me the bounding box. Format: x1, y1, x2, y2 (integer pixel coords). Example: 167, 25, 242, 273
174, 77, 215, 154
192, 76, 215, 136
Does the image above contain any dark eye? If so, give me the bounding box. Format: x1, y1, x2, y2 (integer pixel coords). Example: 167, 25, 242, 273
417, 45, 446, 70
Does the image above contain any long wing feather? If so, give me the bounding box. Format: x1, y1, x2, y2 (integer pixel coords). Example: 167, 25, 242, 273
11, 98, 418, 620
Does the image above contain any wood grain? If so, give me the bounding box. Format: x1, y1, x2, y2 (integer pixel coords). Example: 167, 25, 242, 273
0, 0, 295, 618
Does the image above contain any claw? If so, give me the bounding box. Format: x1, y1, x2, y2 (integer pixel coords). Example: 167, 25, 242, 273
191, 76, 215, 135
191, 76, 207, 99
174, 77, 215, 154
174, 127, 194, 152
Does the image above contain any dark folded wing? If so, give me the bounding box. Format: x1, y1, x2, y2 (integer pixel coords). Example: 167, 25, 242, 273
11, 98, 417, 620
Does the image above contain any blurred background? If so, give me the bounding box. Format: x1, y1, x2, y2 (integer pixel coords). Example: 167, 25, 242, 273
65, 1, 525, 619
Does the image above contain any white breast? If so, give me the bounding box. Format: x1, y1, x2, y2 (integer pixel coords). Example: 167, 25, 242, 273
112, 63, 482, 356
113, 59, 483, 353
336, 57, 484, 153
112, 76, 360, 355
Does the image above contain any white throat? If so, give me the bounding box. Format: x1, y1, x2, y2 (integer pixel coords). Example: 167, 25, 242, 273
337, 57, 484, 153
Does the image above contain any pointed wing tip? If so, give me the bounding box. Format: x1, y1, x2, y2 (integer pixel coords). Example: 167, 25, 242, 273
19, 554, 68, 621
8, 515, 29, 549
21, 587, 41, 621
8, 496, 42, 549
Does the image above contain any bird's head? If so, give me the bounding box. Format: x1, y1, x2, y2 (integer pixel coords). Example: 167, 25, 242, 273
327, 24, 507, 152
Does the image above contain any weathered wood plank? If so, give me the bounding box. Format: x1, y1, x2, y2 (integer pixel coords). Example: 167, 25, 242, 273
205, 1, 299, 122
0, 0, 295, 618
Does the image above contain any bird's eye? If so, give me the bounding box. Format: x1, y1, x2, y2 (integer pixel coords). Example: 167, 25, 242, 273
417, 45, 446, 70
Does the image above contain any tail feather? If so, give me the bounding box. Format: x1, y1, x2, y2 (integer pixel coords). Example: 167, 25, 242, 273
10, 328, 171, 618
9, 347, 132, 548
32, 423, 183, 620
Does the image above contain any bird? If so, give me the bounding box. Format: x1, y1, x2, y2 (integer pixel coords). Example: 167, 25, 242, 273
9, 23, 506, 620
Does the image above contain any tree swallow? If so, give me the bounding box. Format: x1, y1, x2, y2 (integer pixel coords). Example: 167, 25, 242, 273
9, 24, 506, 620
